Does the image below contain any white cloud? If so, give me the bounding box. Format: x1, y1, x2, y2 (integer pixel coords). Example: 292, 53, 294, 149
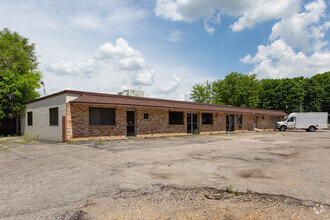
133, 69, 155, 86
70, 14, 103, 30
269, 0, 328, 52
95, 38, 142, 59
177, 90, 191, 101
47, 37, 158, 89
119, 57, 146, 70
158, 74, 181, 94
155, 0, 301, 33
241, 0, 330, 78
204, 11, 221, 34
167, 30, 184, 42
230, 0, 300, 31
241, 39, 330, 78
46, 59, 100, 77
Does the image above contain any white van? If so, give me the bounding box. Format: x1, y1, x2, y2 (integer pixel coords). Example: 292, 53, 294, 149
276, 112, 328, 132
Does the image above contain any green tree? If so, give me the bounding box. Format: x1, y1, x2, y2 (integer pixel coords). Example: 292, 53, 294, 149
190, 80, 215, 104
260, 77, 305, 113
0, 28, 41, 119
191, 72, 261, 108
302, 78, 325, 112
213, 72, 261, 108
311, 72, 330, 112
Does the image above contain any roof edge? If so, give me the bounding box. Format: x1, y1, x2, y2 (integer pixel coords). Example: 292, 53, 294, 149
26, 90, 81, 104
27, 89, 287, 116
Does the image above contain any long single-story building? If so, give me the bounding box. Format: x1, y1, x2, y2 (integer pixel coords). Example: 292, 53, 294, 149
20, 90, 287, 142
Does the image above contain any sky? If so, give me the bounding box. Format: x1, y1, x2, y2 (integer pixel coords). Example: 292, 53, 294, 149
1, 0, 329, 100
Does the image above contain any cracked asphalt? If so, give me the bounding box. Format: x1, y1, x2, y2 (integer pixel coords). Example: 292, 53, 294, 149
0, 130, 329, 219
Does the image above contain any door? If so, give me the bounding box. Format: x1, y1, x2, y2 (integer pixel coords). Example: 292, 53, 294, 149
126, 111, 136, 136
273, 116, 280, 128
226, 115, 234, 131
187, 113, 198, 133
287, 117, 296, 128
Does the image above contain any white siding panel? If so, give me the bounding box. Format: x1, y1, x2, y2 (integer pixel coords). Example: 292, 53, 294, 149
21, 93, 80, 141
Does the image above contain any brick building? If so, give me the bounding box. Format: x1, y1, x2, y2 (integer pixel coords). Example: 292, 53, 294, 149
21, 90, 287, 142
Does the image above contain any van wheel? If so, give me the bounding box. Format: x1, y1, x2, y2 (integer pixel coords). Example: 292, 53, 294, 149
305, 129, 310, 132
309, 126, 316, 132
279, 126, 287, 132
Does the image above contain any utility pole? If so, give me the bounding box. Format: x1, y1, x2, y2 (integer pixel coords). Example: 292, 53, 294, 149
300, 99, 302, 112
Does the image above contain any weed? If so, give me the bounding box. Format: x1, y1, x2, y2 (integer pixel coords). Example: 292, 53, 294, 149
97, 138, 104, 144
193, 129, 199, 135
67, 141, 81, 145
1, 146, 10, 151
223, 185, 233, 193
222, 185, 245, 196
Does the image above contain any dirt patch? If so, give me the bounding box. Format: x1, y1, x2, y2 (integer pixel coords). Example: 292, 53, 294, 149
80, 186, 329, 220
239, 169, 273, 179
268, 151, 299, 158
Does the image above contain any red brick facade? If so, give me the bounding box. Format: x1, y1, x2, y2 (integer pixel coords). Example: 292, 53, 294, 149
66, 103, 281, 141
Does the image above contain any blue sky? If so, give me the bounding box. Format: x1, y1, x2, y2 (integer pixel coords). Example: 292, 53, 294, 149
1, 0, 329, 100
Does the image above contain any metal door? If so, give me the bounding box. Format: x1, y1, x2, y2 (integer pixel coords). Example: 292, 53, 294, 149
187, 113, 198, 133
226, 115, 234, 131
126, 111, 136, 136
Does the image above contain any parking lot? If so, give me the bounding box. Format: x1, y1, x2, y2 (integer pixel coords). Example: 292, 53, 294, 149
0, 130, 329, 219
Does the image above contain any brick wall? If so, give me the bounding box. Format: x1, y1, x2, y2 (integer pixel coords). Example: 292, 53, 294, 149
66, 103, 278, 140
136, 107, 186, 135
199, 112, 226, 134
255, 115, 274, 129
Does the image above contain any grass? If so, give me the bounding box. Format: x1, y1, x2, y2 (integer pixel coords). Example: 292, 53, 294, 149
0, 135, 33, 151
222, 185, 245, 196
67, 141, 82, 145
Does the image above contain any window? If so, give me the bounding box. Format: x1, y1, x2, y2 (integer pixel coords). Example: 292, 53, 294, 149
27, 112, 33, 126
288, 117, 295, 122
169, 111, 184, 125
144, 113, 149, 119
89, 107, 115, 126
49, 107, 59, 126
202, 113, 213, 125
236, 114, 242, 125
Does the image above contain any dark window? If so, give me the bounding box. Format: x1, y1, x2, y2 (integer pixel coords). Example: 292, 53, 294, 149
288, 117, 295, 122
202, 113, 213, 125
144, 113, 149, 119
49, 107, 59, 126
236, 114, 242, 125
169, 111, 184, 125
27, 112, 33, 126
89, 107, 115, 126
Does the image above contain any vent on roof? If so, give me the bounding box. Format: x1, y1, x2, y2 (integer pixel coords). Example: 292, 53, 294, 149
118, 89, 144, 97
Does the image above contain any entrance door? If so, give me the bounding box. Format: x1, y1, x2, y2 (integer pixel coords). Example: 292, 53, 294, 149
187, 113, 198, 133
126, 111, 136, 136
226, 115, 234, 131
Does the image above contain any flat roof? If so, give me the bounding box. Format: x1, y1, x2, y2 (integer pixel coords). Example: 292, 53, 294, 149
28, 90, 287, 116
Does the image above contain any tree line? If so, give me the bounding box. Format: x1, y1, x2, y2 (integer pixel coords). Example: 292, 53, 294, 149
190, 71, 329, 114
